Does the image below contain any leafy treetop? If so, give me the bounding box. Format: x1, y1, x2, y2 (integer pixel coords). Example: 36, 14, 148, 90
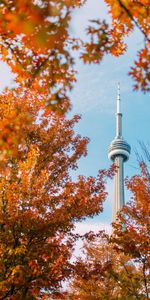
0, 95, 113, 299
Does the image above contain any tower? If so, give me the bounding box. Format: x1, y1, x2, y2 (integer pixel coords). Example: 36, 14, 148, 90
108, 84, 131, 222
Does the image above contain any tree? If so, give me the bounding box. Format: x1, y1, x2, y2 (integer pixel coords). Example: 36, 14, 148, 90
69, 163, 150, 299
69, 232, 147, 300
0, 95, 113, 299
112, 162, 150, 299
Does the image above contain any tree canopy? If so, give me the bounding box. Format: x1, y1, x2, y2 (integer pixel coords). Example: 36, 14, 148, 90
0, 96, 114, 299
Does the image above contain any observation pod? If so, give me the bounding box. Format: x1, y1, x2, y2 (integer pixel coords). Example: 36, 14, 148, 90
108, 84, 131, 222
108, 138, 131, 162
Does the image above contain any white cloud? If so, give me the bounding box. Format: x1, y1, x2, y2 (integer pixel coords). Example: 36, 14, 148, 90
75, 220, 112, 235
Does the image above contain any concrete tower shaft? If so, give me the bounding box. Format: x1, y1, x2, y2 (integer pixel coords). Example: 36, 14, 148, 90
108, 84, 131, 222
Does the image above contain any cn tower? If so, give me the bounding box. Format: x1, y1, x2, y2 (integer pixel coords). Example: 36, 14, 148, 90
108, 84, 131, 222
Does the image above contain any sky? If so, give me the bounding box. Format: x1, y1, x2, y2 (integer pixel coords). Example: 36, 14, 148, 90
0, 0, 149, 234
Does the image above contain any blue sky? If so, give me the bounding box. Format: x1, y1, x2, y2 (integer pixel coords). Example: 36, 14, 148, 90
0, 0, 149, 232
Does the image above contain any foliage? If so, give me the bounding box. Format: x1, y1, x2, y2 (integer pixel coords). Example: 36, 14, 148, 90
69, 232, 146, 300
0, 96, 114, 299
112, 162, 150, 298
0, 0, 85, 112
0, 89, 41, 165
0, 0, 149, 115
82, 0, 150, 92
69, 163, 150, 299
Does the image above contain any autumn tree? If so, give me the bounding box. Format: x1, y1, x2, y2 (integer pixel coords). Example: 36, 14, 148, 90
0, 93, 114, 299
112, 162, 150, 299
69, 231, 148, 300
69, 162, 150, 299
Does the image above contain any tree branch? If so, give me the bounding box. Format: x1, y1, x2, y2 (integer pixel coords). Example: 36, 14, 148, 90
118, 0, 150, 42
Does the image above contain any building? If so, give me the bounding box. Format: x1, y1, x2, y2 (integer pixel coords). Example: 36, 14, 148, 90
108, 84, 131, 222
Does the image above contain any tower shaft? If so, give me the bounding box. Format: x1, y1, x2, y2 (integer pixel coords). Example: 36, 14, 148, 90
113, 156, 124, 222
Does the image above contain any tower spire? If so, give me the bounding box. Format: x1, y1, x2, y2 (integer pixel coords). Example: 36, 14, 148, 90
117, 82, 120, 113
108, 84, 131, 222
